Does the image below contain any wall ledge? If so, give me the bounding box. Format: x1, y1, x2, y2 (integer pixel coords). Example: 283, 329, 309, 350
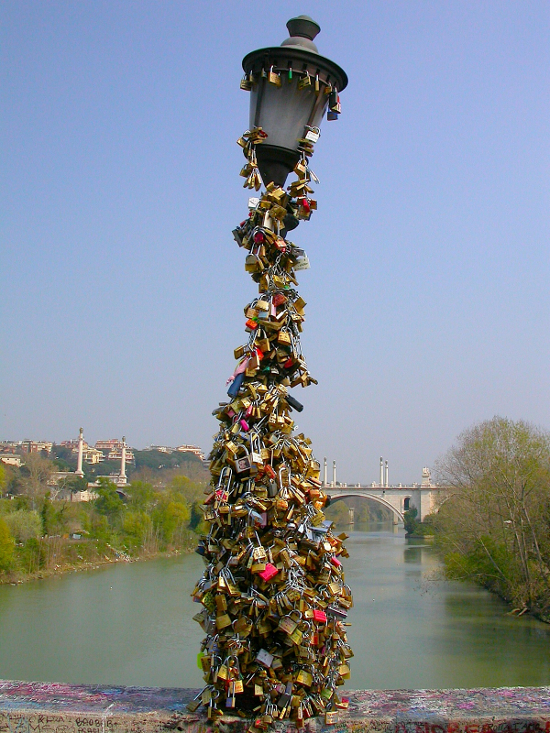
1, 681, 549, 733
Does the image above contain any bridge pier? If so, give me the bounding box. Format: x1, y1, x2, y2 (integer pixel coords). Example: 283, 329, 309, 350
1, 681, 549, 733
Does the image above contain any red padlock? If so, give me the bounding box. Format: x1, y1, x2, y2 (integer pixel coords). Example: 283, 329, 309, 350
258, 563, 279, 582
312, 609, 327, 624
245, 319, 258, 330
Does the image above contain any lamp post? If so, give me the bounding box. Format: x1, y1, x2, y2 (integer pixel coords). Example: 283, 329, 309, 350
192, 17, 351, 728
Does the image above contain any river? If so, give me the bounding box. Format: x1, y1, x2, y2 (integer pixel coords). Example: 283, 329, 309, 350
0, 523, 549, 689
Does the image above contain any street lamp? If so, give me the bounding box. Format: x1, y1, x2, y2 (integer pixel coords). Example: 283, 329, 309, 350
242, 15, 348, 187
192, 17, 351, 727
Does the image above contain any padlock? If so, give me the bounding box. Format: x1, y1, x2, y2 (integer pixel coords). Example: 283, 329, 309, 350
256, 648, 274, 667
297, 71, 312, 90
278, 609, 302, 635
295, 669, 313, 687
258, 562, 278, 582
193, 162, 355, 721
232, 445, 254, 477
250, 432, 263, 466
267, 65, 281, 87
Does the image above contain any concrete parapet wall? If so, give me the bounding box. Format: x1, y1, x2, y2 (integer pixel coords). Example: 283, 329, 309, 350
1, 681, 549, 733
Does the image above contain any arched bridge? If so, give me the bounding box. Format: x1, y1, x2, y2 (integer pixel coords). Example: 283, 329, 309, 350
326, 485, 445, 524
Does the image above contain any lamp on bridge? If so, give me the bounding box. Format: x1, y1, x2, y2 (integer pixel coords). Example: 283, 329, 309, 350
242, 15, 348, 190
192, 17, 351, 724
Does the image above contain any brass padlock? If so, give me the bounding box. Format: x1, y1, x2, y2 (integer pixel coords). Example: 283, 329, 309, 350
325, 710, 339, 725
295, 669, 312, 687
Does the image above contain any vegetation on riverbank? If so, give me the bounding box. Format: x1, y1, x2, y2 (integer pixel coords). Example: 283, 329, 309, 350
431, 417, 550, 623
0, 461, 206, 583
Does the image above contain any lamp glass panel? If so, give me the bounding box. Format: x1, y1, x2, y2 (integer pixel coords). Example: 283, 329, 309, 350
249, 78, 328, 152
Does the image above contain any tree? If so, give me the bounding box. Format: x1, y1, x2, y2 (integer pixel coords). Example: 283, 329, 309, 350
434, 416, 550, 619
403, 507, 419, 536
94, 477, 124, 517
0, 517, 15, 572
126, 481, 154, 512
3, 510, 42, 542
152, 492, 190, 545
325, 500, 351, 525
19, 453, 54, 500
122, 511, 153, 552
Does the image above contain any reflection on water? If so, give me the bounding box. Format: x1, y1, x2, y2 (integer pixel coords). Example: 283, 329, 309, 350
0, 523, 549, 689
344, 522, 550, 689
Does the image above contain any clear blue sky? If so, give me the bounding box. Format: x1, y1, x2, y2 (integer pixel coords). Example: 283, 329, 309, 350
2, 1, 549, 484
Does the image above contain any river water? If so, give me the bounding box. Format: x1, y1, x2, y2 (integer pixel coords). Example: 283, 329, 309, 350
0, 523, 549, 689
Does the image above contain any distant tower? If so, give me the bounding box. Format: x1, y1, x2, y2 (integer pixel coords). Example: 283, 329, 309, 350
119, 436, 127, 485
332, 460, 337, 487
323, 457, 328, 487
379, 456, 384, 487
75, 428, 84, 478
384, 460, 389, 488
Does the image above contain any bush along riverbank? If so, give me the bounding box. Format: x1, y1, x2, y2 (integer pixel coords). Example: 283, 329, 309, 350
431, 417, 550, 625
0, 475, 205, 584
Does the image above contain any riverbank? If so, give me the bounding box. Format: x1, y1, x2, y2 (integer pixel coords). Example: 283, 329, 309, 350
0, 535, 198, 586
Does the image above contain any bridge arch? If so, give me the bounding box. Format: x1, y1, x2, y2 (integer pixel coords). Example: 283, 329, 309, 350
329, 492, 405, 523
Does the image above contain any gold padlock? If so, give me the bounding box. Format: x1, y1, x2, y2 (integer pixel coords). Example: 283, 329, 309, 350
325, 710, 339, 725
216, 613, 232, 630
295, 669, 312, 687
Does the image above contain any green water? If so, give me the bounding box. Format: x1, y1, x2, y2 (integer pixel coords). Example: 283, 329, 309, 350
0, 524, 549, 689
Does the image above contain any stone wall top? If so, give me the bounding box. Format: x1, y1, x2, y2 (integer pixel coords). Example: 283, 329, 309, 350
1, 681, 549, 733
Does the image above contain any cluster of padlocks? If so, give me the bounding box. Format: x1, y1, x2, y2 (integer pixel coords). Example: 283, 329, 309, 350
190, 127, 352, 730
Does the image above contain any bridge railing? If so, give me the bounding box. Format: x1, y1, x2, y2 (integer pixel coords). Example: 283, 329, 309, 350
1, 681, 549, 733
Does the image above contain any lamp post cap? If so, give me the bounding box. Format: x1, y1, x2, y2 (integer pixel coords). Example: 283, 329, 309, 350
286, 15, 320, 40
281, 15, 321, 53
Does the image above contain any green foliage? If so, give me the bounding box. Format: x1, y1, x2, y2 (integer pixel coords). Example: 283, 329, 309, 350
126, 481, 154, 512
64, 476, 89, 493
134, 450, 200, 472
0, 517, 15, 572
325, 500, 351, 524
122, 511, 152, 552
51, 444, 75, 464
152, 493, 190, 545
41, 494, 56, 535
403, 507, 419, 535
86, 460, 120, 478
0, 471, 201, 582
94, 478, 124, 517
18, 537, 46, 572
168, 475, 203, 503
13, 495, 31, 511
3, 510, 42, 542
434, 416, 550, 619
0, 464, 6, 496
